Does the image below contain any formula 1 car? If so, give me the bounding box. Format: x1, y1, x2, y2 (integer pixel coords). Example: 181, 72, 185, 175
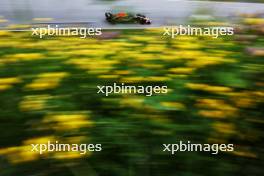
105, 12, 151, 25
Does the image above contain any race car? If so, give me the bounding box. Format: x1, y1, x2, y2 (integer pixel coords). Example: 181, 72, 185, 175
105, 12, 151, 25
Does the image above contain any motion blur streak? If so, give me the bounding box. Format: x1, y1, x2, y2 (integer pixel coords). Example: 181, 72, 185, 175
0, 0, 264, 176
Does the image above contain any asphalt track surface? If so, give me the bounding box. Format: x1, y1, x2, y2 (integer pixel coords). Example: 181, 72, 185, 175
0, 0, 264, 29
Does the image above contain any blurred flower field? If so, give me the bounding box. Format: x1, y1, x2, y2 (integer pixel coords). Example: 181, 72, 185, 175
0, 15, 264, 176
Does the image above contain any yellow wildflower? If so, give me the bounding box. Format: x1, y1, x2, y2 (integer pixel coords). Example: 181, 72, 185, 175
161, 102, 186, 110
43, 113, 93, 131
19, 95, 52, 111
169, 67, 195, 74
25, 72, 69, 90
186, 83, 233, 94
